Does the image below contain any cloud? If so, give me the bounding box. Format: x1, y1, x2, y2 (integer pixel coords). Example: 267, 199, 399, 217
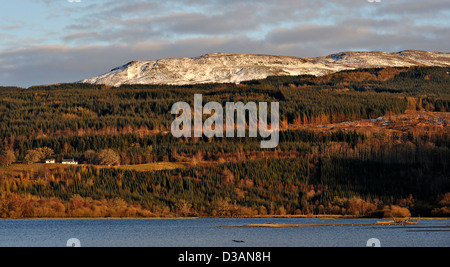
1, 24, 22, 31
376, 0, 450, 16
265, 21, 450, 55
56, 0, 333, 45
1, 0, 449, 87
0, 37, 267, 87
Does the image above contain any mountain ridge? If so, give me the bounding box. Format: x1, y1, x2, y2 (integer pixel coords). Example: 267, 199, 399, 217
79, 50, 450, 87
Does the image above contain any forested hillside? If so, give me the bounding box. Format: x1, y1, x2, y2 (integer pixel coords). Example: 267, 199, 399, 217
0, 67, 449, 218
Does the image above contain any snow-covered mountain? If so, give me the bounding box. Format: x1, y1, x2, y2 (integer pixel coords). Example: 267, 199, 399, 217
79, 50, 450, 87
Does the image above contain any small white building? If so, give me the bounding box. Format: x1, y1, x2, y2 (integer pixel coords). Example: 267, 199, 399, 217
62, 159, 78, 165
45, 159, 56, 164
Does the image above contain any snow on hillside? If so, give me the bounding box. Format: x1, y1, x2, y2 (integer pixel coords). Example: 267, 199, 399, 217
79, 51, 450, 87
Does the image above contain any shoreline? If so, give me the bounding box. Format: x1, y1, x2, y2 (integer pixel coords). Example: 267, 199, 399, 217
1, 216, 448, 220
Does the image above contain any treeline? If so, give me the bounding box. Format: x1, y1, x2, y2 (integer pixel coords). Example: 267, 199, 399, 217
1, 67, 448, 139
0, 66, 449, 218
1, 128, 366, 164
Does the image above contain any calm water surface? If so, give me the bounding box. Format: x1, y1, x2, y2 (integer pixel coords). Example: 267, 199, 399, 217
1, 218, 449, 247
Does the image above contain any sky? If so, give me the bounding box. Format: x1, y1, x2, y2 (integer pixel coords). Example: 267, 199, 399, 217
0, 0, 449, 87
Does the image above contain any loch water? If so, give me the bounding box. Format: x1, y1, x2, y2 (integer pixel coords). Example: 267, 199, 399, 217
1, 218, 449, 247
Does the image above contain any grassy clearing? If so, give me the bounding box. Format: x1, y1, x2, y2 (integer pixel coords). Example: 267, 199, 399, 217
0, 163, 70, 177
0, 162, 188, 178
94, 162, 188, 172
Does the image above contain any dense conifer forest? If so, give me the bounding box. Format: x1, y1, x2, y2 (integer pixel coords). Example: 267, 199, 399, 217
0, 66, 449, 218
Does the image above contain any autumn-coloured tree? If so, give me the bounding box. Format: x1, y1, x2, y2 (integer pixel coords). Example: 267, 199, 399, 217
382, 205, 411, 218
24, 147, 55, 164
175, 199, 192, 217
0, 149, 16, 166
24, 149, 42, 164
38, 147, 55, 160
221, 168, 235, 184
98, 149, 120, 166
